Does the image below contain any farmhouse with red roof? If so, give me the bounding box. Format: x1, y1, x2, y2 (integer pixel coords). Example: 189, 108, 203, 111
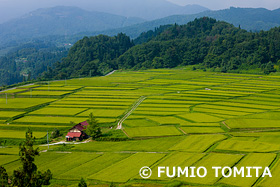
66, 121, 89, 141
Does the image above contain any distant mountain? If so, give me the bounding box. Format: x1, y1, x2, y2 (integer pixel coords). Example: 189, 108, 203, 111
0, 6, 145, 47
0, 0, 209, 24
201, 7, 280, 31
81, 7, 280, 39
77, 0, 209, 20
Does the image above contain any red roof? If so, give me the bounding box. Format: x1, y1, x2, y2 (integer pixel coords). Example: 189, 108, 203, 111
71, 124, 85, 131
80, 121, 89, 127
70, 121, 89, 132
66, 132, 82, 138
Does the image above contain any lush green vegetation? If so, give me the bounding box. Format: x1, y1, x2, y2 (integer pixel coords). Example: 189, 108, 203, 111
118, 17, 280, 73
0, 41, 68, 87
169, 134, 227, 152
124, 126, 182, 138
44, 33, 133, 79
219, 153, 276, 186
1, 69, 280, 186
1, 129, 52, 186
42, 17, 280, 82
183, 153, 244, 185
90, 153, 166, 182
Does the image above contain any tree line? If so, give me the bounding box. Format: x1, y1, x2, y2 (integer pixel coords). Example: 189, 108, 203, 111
43, 17, 280, 79
0, 41, 68, 87
118, 17, 280, 73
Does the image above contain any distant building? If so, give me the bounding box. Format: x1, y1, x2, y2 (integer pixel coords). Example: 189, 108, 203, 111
66, 121, 89, 141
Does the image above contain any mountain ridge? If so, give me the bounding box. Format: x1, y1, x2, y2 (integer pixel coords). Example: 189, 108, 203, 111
0, 6, 145, 47
0, 0, 209, 24
82, 7, 280, 39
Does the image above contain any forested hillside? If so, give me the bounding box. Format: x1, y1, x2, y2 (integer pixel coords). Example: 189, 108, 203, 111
118, 18, 280, 73
44, 17, 280, 80
0, 42, 68, 86
43, 33, 133, 79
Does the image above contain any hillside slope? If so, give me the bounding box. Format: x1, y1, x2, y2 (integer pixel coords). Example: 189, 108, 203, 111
44, 18, 280, 80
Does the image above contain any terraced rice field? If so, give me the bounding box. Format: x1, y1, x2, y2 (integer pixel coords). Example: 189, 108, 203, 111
146, 116, 191, 125
89, 153, 166, 182
214, 137, 280, 152
149, 152, 205, 180
77, 108, 125, 117
0, 130, 46, 139
124, 126, 182, 137
0, 111, 25, 119
0, 98, 56, 109
17, 90, 72, 96
225, 118, 280, 129
177, 113, 223, 122
183, 153, 244, 185
219, 153, 276, 187
259, 157, 280, 186
29, 107, 86, 116
13, 116, 87, 125
1, 69, 280, 186
180, 126, 224, 134
169, 134, 227, 152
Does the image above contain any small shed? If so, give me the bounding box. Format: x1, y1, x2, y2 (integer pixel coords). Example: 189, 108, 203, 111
66, 121, 89, 141
65, 132, 82, 141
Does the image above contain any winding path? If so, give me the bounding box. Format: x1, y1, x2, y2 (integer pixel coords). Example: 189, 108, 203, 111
104, 70, 116, 76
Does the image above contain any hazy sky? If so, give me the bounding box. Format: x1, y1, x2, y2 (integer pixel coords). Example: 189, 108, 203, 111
0, 0, 279, 24
167, 0, 280, 10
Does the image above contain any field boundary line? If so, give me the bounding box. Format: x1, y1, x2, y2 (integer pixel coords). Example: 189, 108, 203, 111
121, 129, 131, 138
0, 83, 36, 93
222, 121, 231, 130
178, 127, 187, 134
116, 96, 146, 130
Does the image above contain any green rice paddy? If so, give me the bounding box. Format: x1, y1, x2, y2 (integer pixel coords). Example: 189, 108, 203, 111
1, 69, 280, 186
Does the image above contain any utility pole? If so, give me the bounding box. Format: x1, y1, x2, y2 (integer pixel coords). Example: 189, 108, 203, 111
47, 130, 49, 150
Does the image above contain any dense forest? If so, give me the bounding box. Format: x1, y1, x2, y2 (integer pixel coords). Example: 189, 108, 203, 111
42, 33, 133, 79
44, 17, 280, 80
118, 17, 280, 73
0, 42, 68, 86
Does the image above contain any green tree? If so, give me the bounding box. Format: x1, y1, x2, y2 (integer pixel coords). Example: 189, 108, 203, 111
263, 61, 276, 74
86, 113, 102, 140
12, 128, 52, 187
51, 128, 61, 139
78, 177, 87, 187
0, 166, 8, 187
